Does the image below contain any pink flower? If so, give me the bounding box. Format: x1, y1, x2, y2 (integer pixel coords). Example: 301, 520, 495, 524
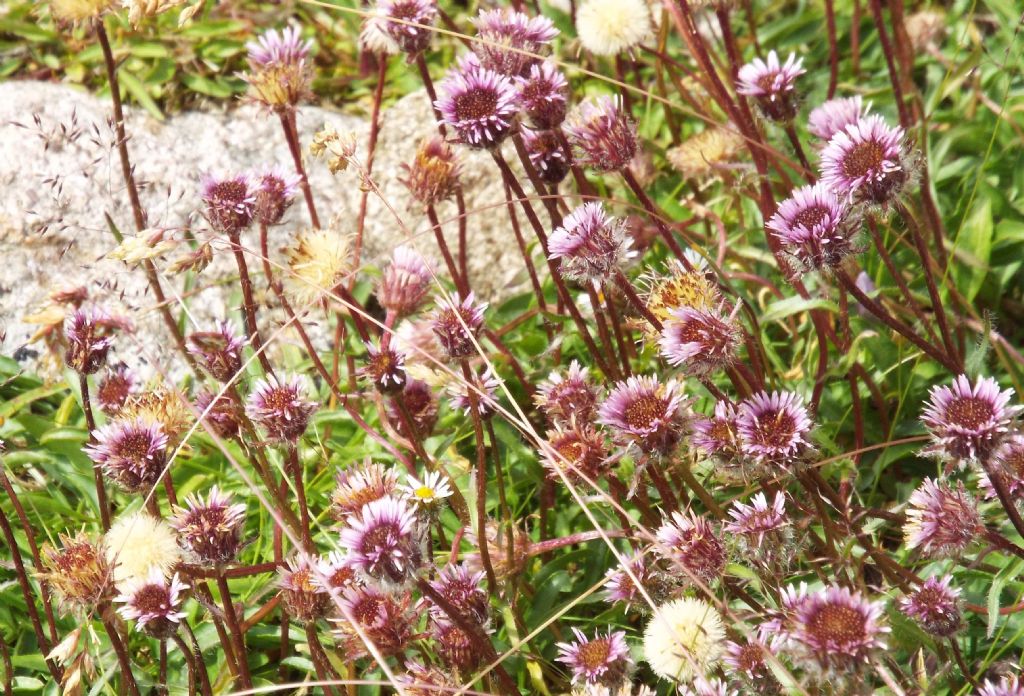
435, 55, 519, 148
85, 417, 168, 494
253, 165, 302, 225
516, 61, 568, 128
766, 183, 855, 271
736, 50, 805, 121
200, 172, 256, 234
169, 486, 247, 566
556, 628, 632, 686
820, 114, 909, 205
187, 320, 247, 383
378, 0, 437, 55
655, 510, 726, 585
658, 305, 739, 375
978, 676, 1024, 696
534, 360, 600, 426
897, 574, 962, 637
522, 126, 571, 184
725, 491, 788, 547
64, 308, 116, 374
691, 400, 741, 461
548, 202, 632, 283
790, 585, 888, 670
808, 96, 870, 141
339, 496, 421, 584
378, 245, 435, 316
245, 373, 318, 442
736, 390, 813, 467
903, 478, 981, 557
563, 96, 638, 172
471, 8, 558, 77
115, 569, 188, 638
921, 374, 1019, 463
431, 292, 487, 360
427, 563, 489, 626
598, 375, 688, 455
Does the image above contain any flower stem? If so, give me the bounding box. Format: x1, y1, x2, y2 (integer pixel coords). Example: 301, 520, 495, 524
279, 110, 321, 229
80, 374, 111, 531
227, 230, 273, 374
461, 361, 498, 594
215, 574, 253, 689
99, 606, 141, 696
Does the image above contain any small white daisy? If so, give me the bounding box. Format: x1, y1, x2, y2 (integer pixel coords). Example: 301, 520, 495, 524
401, 470, 453, 506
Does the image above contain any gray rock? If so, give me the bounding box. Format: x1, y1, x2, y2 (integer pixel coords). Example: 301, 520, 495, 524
0, 81, 532, 380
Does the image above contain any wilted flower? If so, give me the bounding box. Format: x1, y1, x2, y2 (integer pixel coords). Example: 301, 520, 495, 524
253, 166, 302, 225
430, 618, 487, 671
244, 26, 314, 109
336, 584, 415, 656
49, 0, 114, 22
400, 470, 453, 508
427, 563, 489, 626
387, 379, 439, 439
310, 124, 358, 174
921, 374, 1019, 464
898, 574, 962, 637
535, 360, 600, 426
167, 242, 214, 275
121, 385, 191, 443
599, 375, 688, 455
725, 491, 788, 547
808, 96, 870, 142
97, 364, 137, 415
736, 50, 805, 122
122, 0, 196, 28
790, 585, 888, 671
435, 55, 519, 148
105, 512, 182, 587
195, 390, 242, 438
360, 9, 401, 56
331, 461, 401, 520
655, 510, 726, 585
41, 533, 113, 614
575, 0, 652, 56
549, 202, 632, 283
278, 554, 330, 622
245, 373, 318, 442
691, 400, 741, 461
360, 341, 407, 393
543, 425, 609, 482
314, 552, 358, 593
564, 96, 638, 172
767, 183, 855, 272
516, 61, 568, 128
638, 256, 720, 343
905, 8, 947, 52
187, 321, 247, 383
115, 570, 188, 638
85, 417, 168, 494
736, 390, 813, 468
107, 229, 178, 266
284, 227, 353, 305
658, 305, 739, 375
522, 127, 571, 184
667, 126, 745, 182
200, 172, 256, 234
904, 478, 981, 558
981, 434, 1024, 501
431, 292, 487, 360
820, 114, 910, 205
169, 487, 247, 566
64, 308, 115, 374
339, 496, 422, 584
557, 628, 632, 686
395, 662, 457, 695
378, 245, 435, 316
643, 597, 725, 682
401, 137, 462, 207
465, 521, 530, 581
472, 8, 558, 77
378, 0, 437, 55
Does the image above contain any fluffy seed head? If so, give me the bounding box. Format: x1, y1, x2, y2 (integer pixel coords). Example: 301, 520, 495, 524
557, 628, 633, 686
284, 227, 353, 305
42, 533, 113, 614
643, 597, 725, 682
245, 373, 318, 442
576, 0, 652, 56
658, 305, 739, 375
564, 96, 638, 172
599, 375, 688, 455
767, 183, 855, 271
435, 55, 519, 148
339, 496, 422, 584
401, 137, 462, 207
431, 292, 487, 360
85, 417, 168, 494
655, 510, 727, 585
808, 96, 870, 141
169, 487, 247, 566
736, 390, 814, 467
200, 173, 256, 234
898, 574, 962, 637
115, 570, 188, 638
921, 374, 1019, 464
549, 202, 632, 283
244, 26, 314, 109
736, 50, 805, 122
378, 0, 437, 55
105, 512, 182, 587
903, 478, 981, 557
820, 114, 909, 205
516, 61, 568, 128
187, 321, 247, 383
790, 585, 888, 670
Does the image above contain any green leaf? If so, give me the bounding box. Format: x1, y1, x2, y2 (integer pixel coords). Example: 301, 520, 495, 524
118, 70, 164, 121
953, 197, 994, 303
761, 296, 838, 324
181, 73, 236, 99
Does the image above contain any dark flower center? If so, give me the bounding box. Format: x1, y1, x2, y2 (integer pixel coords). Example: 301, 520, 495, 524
792, 205, 830, 230
361, 523, 400, 553
261, 388, 295, 412
577, 638, 612, 670
118, 431, 155, 462
133, 584, 172, 615
841, 140, 886, 179
289, 568, 316, 593
944, 396, 995, 431
757, 72, 783, 93
327, 565, 355, 589
209, 180, 248, 205
55, 543, 99, 572
736, 643, 766, 672
352, 597, 382, 624
913, 587, 948, 612
623, 394, 666, 430
751, 409, 798, 449
1005, 447, 1024, 478
555, 436, 584, 462
808, 604, 866, 646
454, 89, 499, 122
708, 420, 735, 444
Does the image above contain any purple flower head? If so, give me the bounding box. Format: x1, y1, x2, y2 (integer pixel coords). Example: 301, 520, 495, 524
898, 574, 962, 637
435, 54, 519, 148
599, 375, 687, 455
603, 550, 656, 608
472, 8, 558, 77
921, 374, 1019, 464
431, 292, 487, 360
820, 114, 909, 205
253, 166, 302, 225
64, 308, 116, 374
680, 676, 738, 696
556, 628, 632, 686
427, 563, 489, 626
378, 0, 437, 55
549, 202, 632, 283
395, 662, 457, 695
378, 245, 435, 317
736, 390, 814, 467
516, 61, 568, 128
115, 569, 188, 639
431, 617, 488, 671
542, 424, 609, 482
187, 320, 247, 383
244, 26, 313, 109
904, 477, 981, 557
736, 50, 805, 121
359, 341, 407, 394
400, 136, 462, 207
387, 379, 439, 439
655, 510, 726, 585
980, 434, 1024, 501
313, 551, 358, 593
724, 637, 778, 681
766, 183, 855, 271
169, 486, 247, 566
534, 360, 600, 426
278, 553, 330, 622
337, 584, 415, 657
790, 585, 888, 670
563, 96, 638, 172
339, 495, 421, 584
691, 400, 741, 461
195, 390, 242, 438
979, 676, 1024, 696
97, 364, 137, 415
245, 373, 318, 442
658, 304, 739, 376
447, 367, 501, 418
725, 491, 788, 547
521, 126, 571, 184
200, 172, 256, 234
808, 96, 870, 141
85, 417, 168, 494
331, 461, 401, 521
